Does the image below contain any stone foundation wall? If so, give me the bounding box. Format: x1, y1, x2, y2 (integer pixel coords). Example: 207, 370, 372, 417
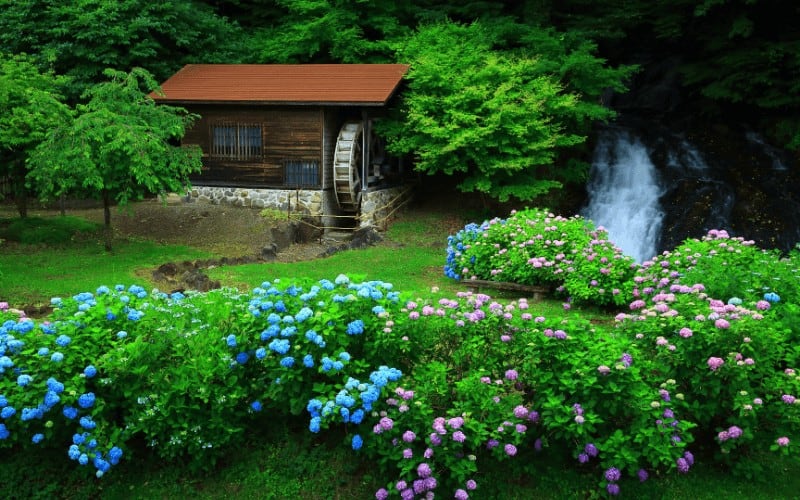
359, 186, 413, 229
187, 184, 413, 230
189, 186, 324, 215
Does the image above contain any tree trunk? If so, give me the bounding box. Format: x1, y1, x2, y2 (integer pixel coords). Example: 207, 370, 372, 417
12, 158, 28, 218
102, 189, 113, 251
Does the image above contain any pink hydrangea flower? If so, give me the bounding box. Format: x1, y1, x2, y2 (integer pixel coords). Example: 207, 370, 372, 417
707, 357, 724, 371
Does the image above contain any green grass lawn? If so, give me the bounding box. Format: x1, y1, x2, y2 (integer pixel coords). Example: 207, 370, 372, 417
2, 207, 799, 499
0, 238, 211, 307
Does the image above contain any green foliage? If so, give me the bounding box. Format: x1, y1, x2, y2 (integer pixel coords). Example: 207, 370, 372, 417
379, 20, 634, 202
0, 0, 243, 100
444, 208, 638, 307
0, 53, 72, 212
26, 68, 203, 248
246, 0, 411, 63
0, 216, 101, 245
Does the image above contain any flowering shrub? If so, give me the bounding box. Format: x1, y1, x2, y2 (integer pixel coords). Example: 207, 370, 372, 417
3, 227, 800, 498
444, 208, 638, 307
617, 230, 800, 475
349, 291, 697, 497
0, 276, 412, 473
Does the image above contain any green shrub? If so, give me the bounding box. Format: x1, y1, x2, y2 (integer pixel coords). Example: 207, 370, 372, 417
444, 208, 638, 307
0, 216, 101, 245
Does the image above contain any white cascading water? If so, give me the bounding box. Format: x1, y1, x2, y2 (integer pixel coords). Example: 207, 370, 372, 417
582, 129, 664, 263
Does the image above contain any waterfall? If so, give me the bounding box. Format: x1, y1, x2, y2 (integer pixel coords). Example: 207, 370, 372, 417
582, 129, 664, 263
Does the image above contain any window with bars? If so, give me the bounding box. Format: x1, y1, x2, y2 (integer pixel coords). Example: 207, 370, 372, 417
284, 160, 320, 188
210, 123, 262, 160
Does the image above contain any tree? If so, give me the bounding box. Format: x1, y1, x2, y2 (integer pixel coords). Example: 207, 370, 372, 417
0, 0, 244, 100
27, 68, 203, 250
0, 53, 72, 217
379, 20, 635, 202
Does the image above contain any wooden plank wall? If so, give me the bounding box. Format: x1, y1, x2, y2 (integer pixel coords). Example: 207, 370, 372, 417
182, 105, 324, 188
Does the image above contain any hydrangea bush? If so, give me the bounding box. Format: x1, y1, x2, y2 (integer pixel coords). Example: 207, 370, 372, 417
444, 208, 638, 307
1, 222, 799, 498
0, 276, 413, 474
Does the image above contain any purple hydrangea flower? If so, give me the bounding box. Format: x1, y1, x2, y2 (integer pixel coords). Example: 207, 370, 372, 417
605, 467, 621, 482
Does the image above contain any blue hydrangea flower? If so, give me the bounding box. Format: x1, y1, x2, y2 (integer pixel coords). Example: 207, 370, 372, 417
255, 347, 267, 360
309, 416, 321, 433
303, 354, 314, 368
56, 335, 71, 347
0, 423, 9, 440
236, 352, 249, 365
105, 312, 116, 320
20, 407, 42, 421
351, 409, 365, 424
268, 339, 290, 355
335, 391, 355, 408
40, 323, 56, 334
251, 401, 263, 412
116, 331, 128, 339
351, 434, 363, 450
79, 416, 96, 430
96, 285, 110, 295
32, 433, 44, 444
764, 292, 781, 303
73, 433, 87, 445
108, 447, 123, 465
38, 347, 50, 356
346, 320, 365, 335
84, 365, 97, 378
17, 374, 32, 387
1, 406, 16, 419
78, 453, 89, 465
63, 406, 79, 419
295, 307, 313, 322
306, 399, 323, 417
0, 357, 12, 369
226, 334, 237, 347
127, 309, 144, 321
43, 390, 60, 408
51, 352, 64, 363
339, 352, 351, 362
280, 356, 295, 368
260, 324, 280, 341
78, 393, 96, 409
68, 445, 81, 460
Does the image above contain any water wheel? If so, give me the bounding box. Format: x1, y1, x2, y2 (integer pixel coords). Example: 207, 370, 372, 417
333, 121, 363, 212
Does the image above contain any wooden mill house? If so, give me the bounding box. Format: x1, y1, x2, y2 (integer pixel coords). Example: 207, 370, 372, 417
153, 64, 411, 228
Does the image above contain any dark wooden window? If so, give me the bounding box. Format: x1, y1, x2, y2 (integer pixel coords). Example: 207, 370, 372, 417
284, 159, 320, 188
211, 122, 262, 160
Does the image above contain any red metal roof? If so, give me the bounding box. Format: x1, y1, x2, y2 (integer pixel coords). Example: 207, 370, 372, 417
153, 64, 409, 106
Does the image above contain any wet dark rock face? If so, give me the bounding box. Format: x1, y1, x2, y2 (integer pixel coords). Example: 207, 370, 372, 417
592, 53, 800, 256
